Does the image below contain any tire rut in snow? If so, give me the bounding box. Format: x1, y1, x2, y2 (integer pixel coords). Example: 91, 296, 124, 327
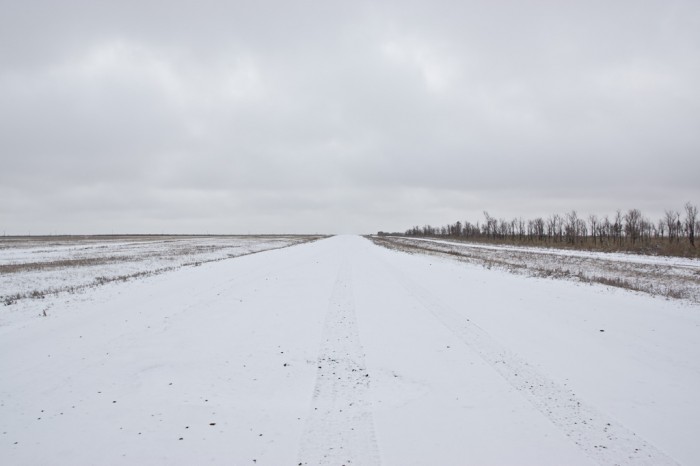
297, 259, 380, 466
381, 258, 679, 466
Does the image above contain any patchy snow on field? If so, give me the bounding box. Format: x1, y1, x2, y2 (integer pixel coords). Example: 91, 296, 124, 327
1, 235, 699, 465
0, 235, 318, 325
375, 236, 700, 303
402, 237, 700, 268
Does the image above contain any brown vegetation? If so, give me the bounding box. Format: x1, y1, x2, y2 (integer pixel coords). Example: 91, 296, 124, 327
382, 202, 700, 258
369, 235, 700, 303
1, 235, 326, 306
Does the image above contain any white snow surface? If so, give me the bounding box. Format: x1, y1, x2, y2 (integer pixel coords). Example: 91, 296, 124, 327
379, 236, 700, 303
402, 237, 700, 268
1, 235, 699, 465
0, 235, 314, 321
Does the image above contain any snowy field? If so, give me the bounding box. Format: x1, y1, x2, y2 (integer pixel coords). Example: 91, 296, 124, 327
374, 236, 700, 304
0, 235, 318, 324
1, 235, 699, 465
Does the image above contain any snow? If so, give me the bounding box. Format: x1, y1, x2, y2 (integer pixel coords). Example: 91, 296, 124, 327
0, 235, 315, 323
1, 235, 699, 465
401, 237, 700, 268
379, 236, 700, 303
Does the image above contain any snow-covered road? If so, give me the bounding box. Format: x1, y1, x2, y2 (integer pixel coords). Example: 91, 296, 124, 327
1, 235, 698, 465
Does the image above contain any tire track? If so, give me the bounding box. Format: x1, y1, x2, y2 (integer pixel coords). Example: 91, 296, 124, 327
376, 252, 679, 466
297, 258, 380, 465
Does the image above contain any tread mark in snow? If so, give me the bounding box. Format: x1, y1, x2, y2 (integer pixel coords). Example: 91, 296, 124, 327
382, 258, 679, 466
298, 258, 381, 466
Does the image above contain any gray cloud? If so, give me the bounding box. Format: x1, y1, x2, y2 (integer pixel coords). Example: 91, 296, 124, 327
1, 0, 699, 234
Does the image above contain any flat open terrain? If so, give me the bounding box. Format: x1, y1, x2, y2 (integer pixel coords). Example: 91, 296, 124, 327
1, 235, 699, 465
0, 235, 319, 318
373, 236, 700, 303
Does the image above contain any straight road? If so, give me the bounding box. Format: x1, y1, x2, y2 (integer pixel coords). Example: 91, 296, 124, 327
1, 236, 698, 465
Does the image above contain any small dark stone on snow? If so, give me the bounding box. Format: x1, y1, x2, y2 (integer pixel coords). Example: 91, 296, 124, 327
600, 329, 605, 332
209, 422, 216, 426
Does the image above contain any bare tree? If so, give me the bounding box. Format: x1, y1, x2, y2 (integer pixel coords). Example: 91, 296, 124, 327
624, 209, 642, 245
600, 215, 611, 245
483, 211, 496, 238
533, 217, 545, 241
665, 210, 679, 242
657, 219, 665, 239
686, 202, 698, 246
614, 210, 623, 246
565, 210, 579, 244
588, 214, 598, 245
400, 204, 698, 256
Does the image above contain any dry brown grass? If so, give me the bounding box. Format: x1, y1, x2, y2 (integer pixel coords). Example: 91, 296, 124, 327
368, 236, 700, 303
1, 235, 326, 306
0, 256, 128, 274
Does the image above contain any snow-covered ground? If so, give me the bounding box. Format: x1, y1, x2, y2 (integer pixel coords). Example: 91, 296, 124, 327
0, 235, 317, 322
1, 235, 699, 465
374, 236, 700, 303
399, 237, 700, 268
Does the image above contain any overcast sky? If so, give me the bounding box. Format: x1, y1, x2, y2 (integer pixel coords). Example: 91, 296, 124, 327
1, 1, 699, 234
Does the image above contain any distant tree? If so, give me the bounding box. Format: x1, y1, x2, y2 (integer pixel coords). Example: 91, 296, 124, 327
613, 210, 623, 246
600, 215, 611, 245
483, 211, 498, 239
547, 214, 562, 242
565, 210, 579, 244
533, 217, 545, 241
577, 218, 587, 240
588, 214, 598, 245
624, 209, 642, 245
657, 219, 666, 239
664, 210, 681, 242
400, 203, 697, 256
499, 218, 509, 239
517, 217, 525, 241
686, 202, 698, 246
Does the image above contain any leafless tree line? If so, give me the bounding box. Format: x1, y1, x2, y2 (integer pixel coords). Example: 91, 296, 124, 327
389, 202, 699, 257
